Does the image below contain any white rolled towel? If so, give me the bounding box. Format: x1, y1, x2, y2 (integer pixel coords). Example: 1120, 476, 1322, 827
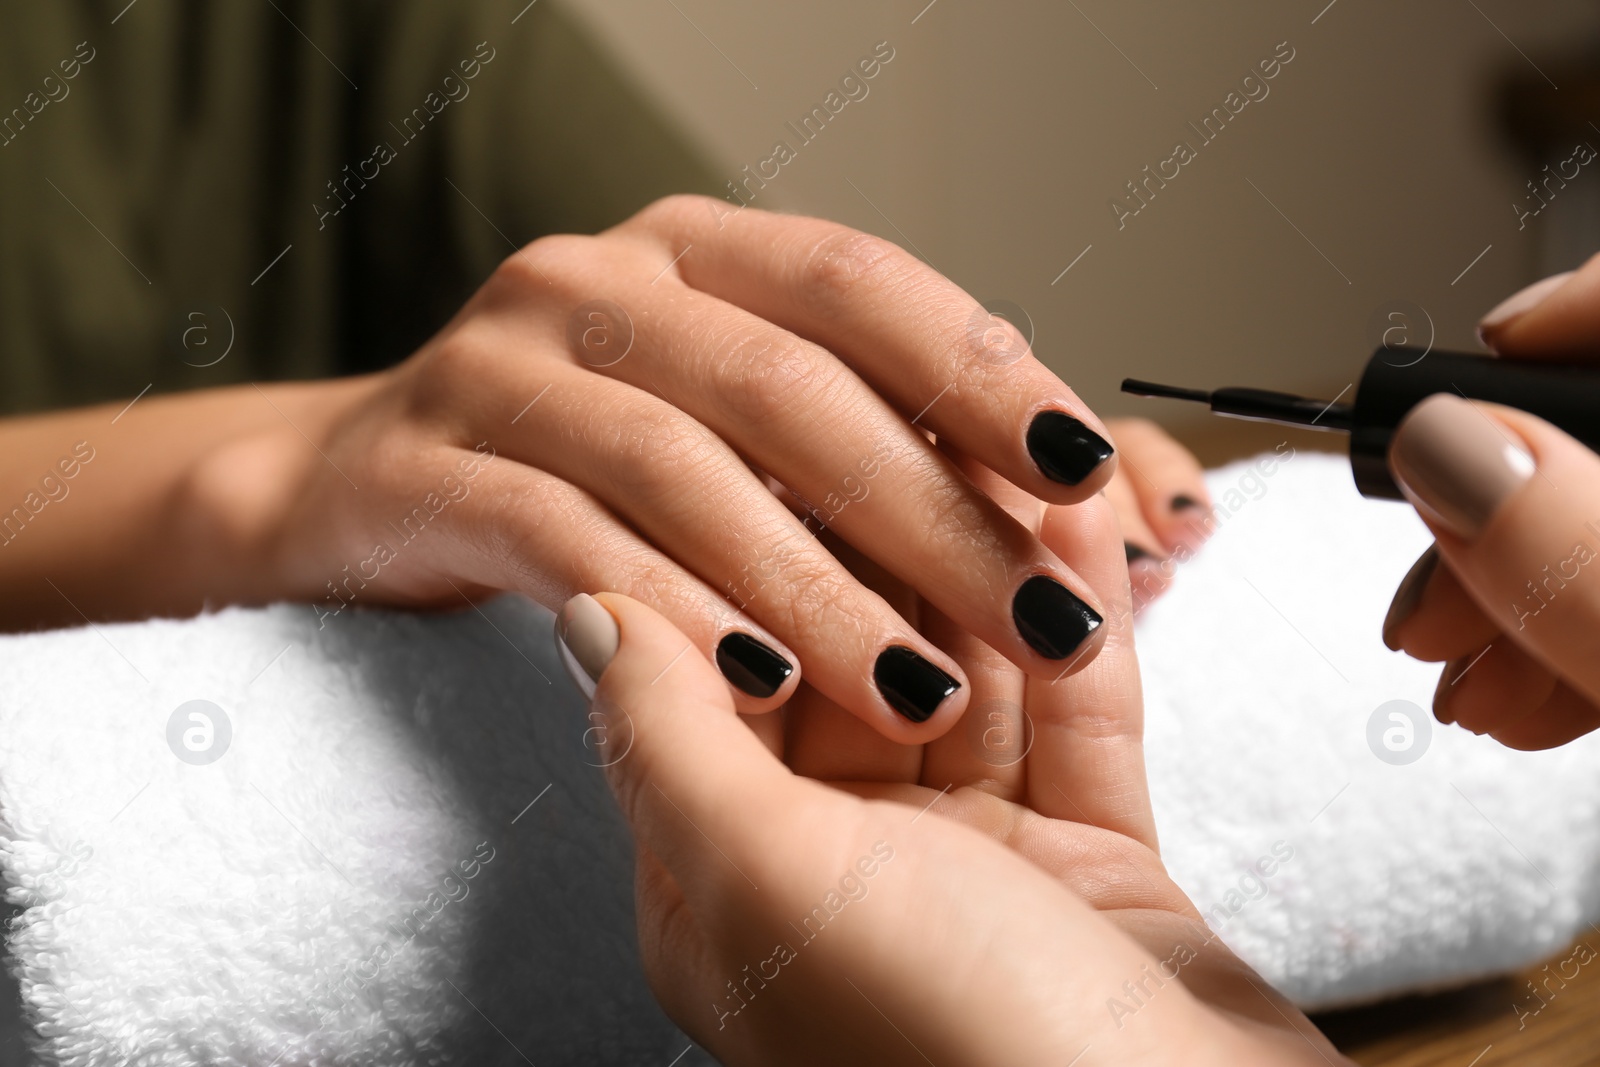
0, 450, 1594, 1064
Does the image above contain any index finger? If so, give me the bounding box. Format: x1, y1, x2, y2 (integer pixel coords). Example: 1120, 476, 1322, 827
616, 196, 1119, 505
1479, 254, 1600, 361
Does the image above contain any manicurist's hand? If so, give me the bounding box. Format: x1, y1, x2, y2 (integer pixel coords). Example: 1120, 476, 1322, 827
1383, 257, 1600, 748
558, 474, 1349, 1066
0, 197, 1121, 743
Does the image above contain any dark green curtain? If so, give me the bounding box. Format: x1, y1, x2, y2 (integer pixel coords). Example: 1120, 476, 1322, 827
0, 0, 720, 413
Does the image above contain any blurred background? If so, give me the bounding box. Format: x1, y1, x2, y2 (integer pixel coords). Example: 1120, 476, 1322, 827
572, 0, 1600, 459
4, 0, 1599, 458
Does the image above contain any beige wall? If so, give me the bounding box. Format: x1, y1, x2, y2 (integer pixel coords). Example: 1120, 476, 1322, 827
565, 0, 1599, 451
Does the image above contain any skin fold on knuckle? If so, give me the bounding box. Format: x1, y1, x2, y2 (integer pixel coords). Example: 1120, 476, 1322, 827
761, 554, 887, 654
902, 466, 1037, 602
493, 232, 593, 294
794, 228, 909, 321
601, 404, 731, 503
627, 193, 714, 239
721, 332, 846, 428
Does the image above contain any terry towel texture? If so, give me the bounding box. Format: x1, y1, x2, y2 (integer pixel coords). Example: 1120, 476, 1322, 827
0, 450, 1595, 1064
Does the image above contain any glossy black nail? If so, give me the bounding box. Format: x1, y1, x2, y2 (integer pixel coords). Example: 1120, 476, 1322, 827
1171, 494, 1201, 511
1125, 542, 1152, 564
716, 633, 794, 698
874, 646, 960, 723
1012, 575, 1103, 661
1026, 411, 1115, 486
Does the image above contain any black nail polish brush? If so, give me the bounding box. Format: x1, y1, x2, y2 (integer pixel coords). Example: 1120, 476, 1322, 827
1123, 345, 1600, 499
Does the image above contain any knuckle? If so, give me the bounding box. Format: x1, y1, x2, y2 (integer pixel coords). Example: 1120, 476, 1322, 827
723, 334, 835, 425
478, 481, 580, 595
603, 403, 725, 498
408, 332, 489, 424
893, 451, 1003, 557
920, 476, 996, 555
489, 233, 593, 295
765, 554, 867, 640
635, 193, 712, 228
798, 229, 908, 319
419, 331, 480, 383
608, 547, 695, 610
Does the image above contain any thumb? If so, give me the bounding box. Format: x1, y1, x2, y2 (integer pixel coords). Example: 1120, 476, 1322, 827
554, 592, 799, 888
1389, 394, 1600, 705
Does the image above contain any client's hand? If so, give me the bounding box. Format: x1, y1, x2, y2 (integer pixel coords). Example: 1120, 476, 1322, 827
1384, 257, 1600, 749
182, 197, 1123, 742
558, 469, 1347, 1066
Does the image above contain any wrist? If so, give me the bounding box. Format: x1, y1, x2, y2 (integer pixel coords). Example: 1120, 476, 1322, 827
171, 374, 386, 605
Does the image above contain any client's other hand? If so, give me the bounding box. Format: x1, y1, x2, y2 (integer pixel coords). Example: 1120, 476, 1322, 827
1384, 258, 1600, 749
1101, 418, 1213, 613
557, 463, 1348, 1066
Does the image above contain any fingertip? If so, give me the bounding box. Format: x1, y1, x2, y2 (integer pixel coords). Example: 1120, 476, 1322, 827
871, 643, 968, 742
1162, 494, 1215, 554
1477, 270, 1574, 348
714, 629, 799, 710
1126, 548, 1173, 616
587, 591, 733, 708
1024, 407, 1118, 499
1482, 256, 1600, 359
555, 592, 621, 700
1382, 545, 1439, 653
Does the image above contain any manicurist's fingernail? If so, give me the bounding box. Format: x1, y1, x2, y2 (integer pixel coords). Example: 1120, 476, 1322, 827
554, 593, 619, 700
715, 632, 794, 698
1012, 574, 1103, 661
1433, 658, 1465, 726
1027, 411, 1115, 486
1382, 545, 1439, 652
874, 646, 960, 723
1389, 394, 1535, 540
1478, 271, 1572, 337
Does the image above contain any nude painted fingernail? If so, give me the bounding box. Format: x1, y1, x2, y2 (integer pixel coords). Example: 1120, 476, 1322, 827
1389, 395, 1534, 540
1382, 544, 1438, 651
554, 593, 619, 699
1478, 271, 1572, 338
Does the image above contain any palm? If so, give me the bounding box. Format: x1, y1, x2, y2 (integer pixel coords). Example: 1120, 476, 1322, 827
625, 458, 1347, 1064
752, 470, 1344, 1062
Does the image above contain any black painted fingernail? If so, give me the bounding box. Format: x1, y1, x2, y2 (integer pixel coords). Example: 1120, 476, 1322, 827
1125, 542, 1152, 563
874, 646, 960, 723
1026, 411, 1115, 486
1012, 575, 1103, 660
716, 633, 794, 698
1171, 494, 1201, 511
